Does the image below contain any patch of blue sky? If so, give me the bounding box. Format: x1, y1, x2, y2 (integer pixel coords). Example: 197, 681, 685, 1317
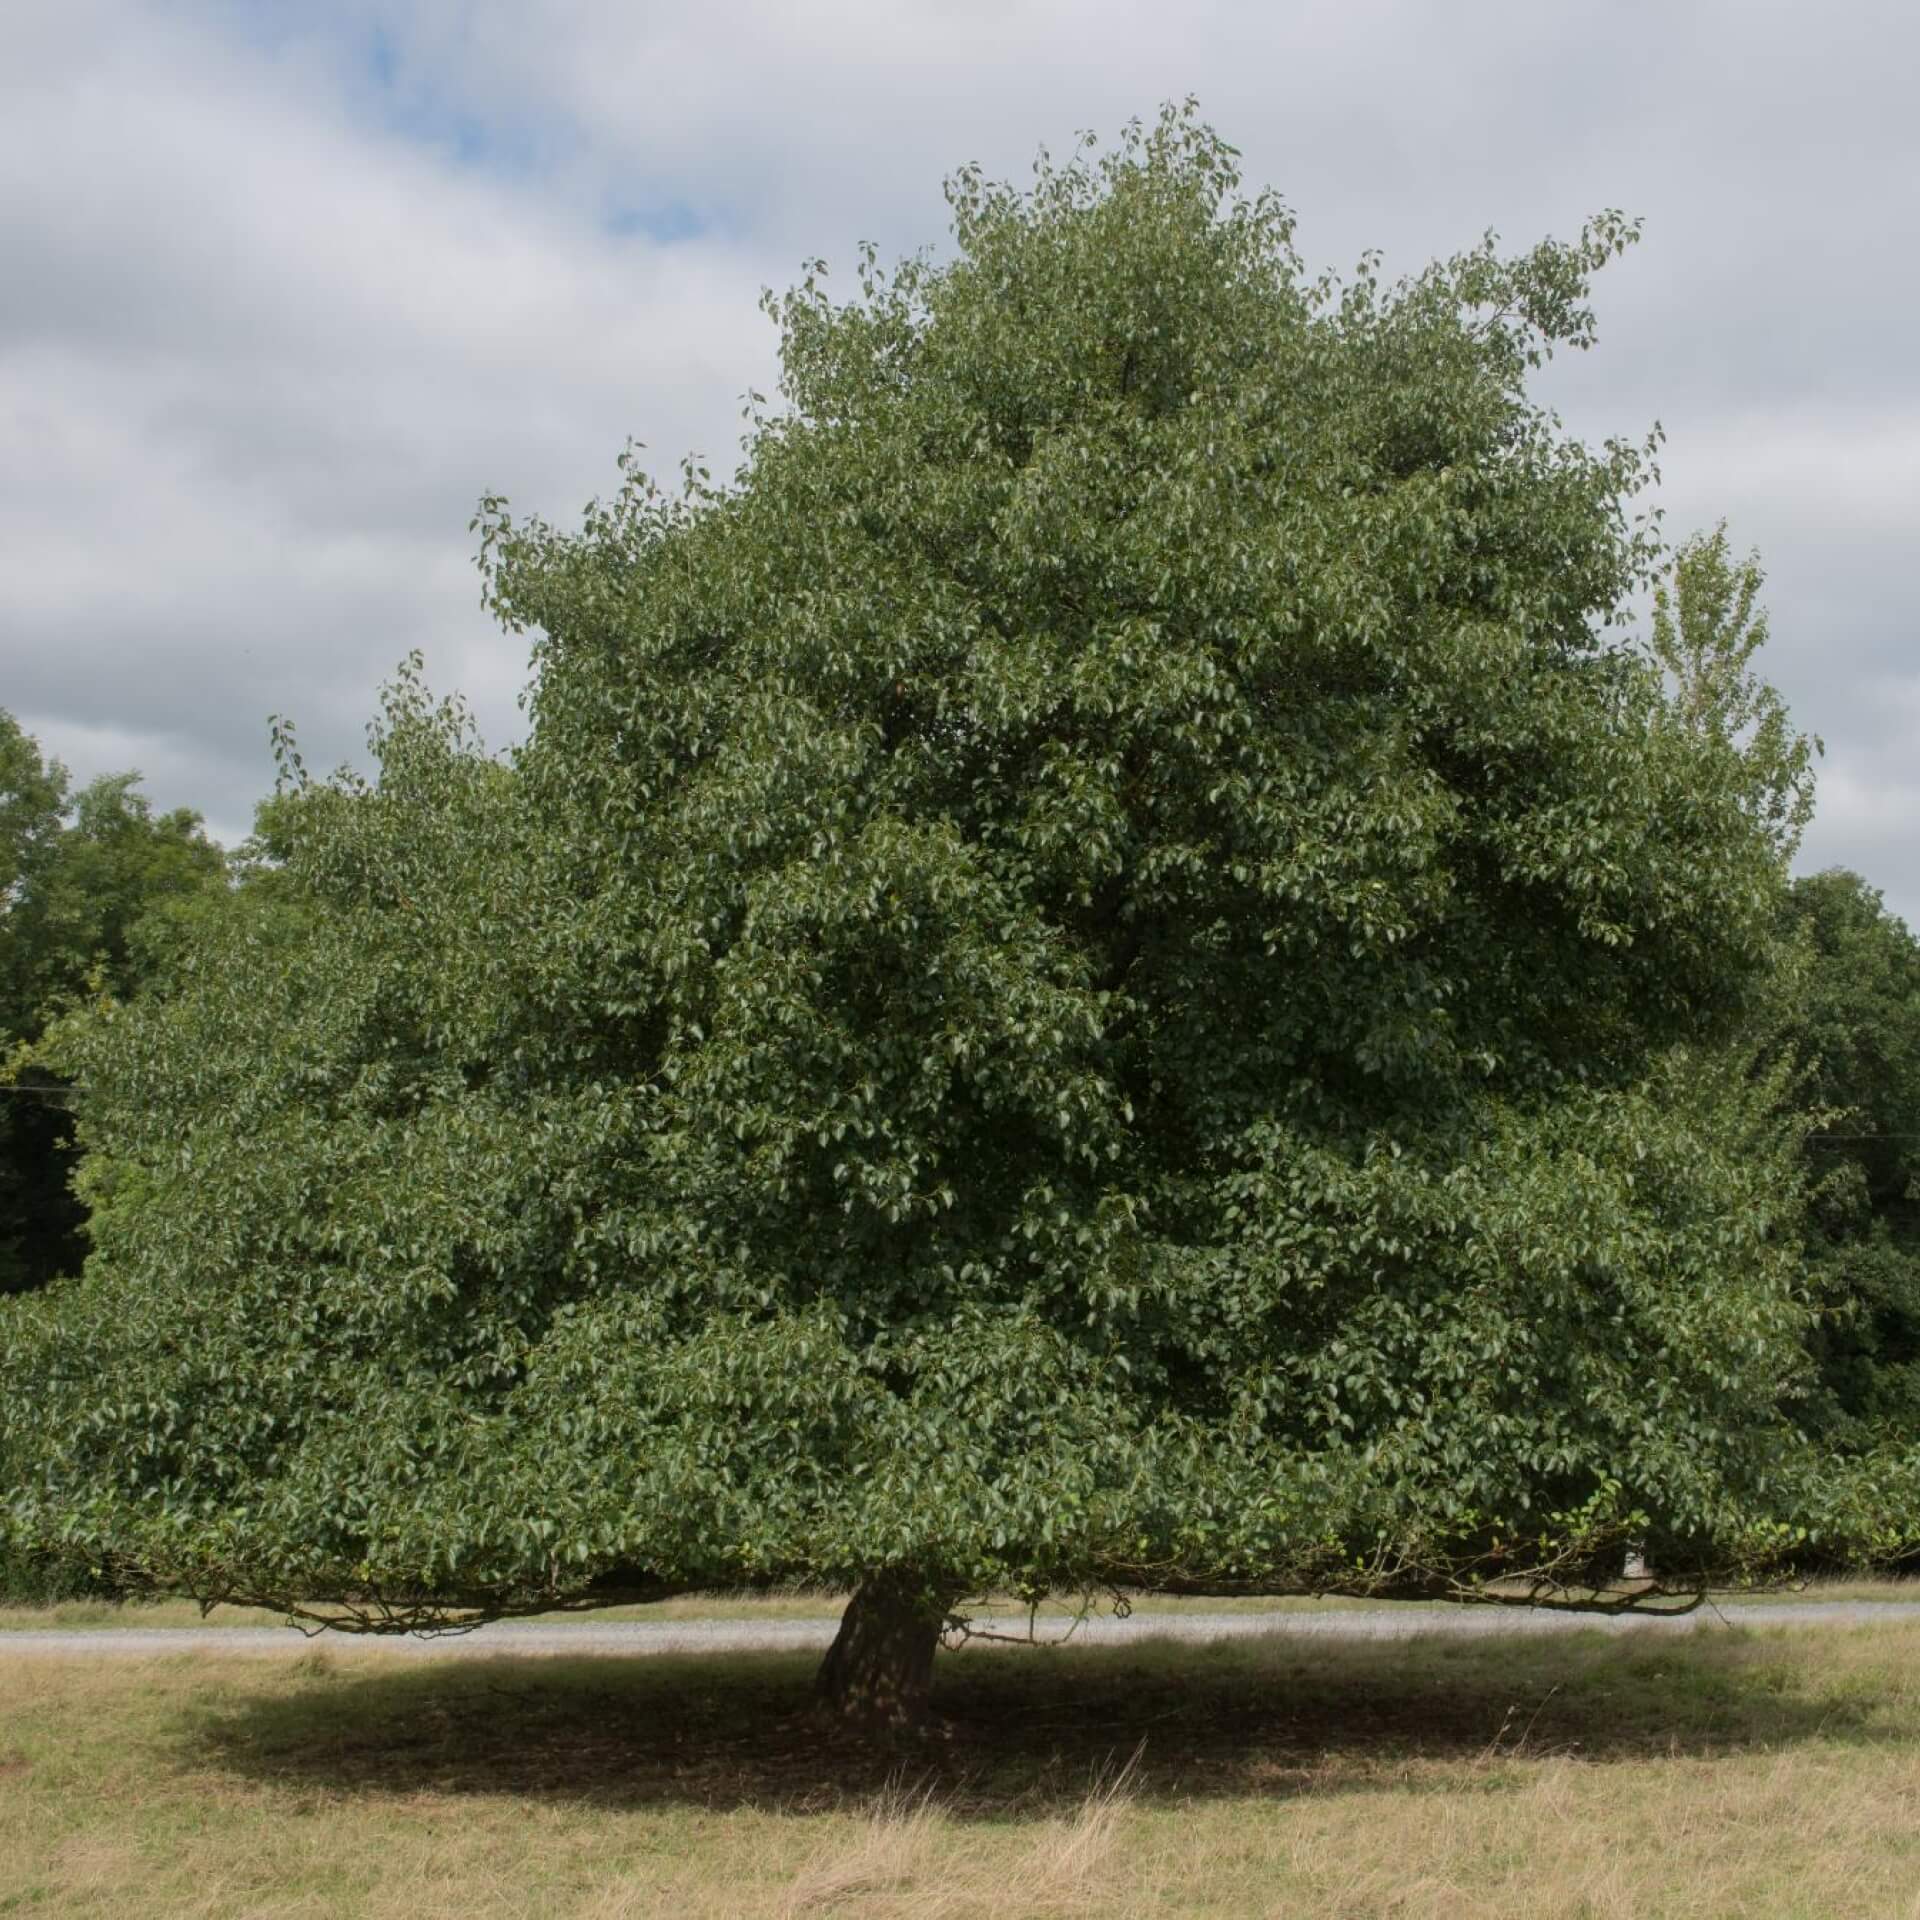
192, 1, 716, 240
191, 1, 568, 184
604, 201, 712, 245
351, 20, 566, 185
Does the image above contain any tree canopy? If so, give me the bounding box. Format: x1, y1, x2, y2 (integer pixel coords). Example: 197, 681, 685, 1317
2, 111, 1846, 1719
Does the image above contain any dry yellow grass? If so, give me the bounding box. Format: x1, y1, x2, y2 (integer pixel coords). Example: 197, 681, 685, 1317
8, 1623, 1920, 1916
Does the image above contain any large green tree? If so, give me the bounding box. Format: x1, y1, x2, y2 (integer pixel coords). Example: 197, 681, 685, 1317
5, 113, 1836, 1724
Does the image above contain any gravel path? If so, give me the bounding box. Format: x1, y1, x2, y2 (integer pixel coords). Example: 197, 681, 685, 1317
5, 1600, 1919, 1660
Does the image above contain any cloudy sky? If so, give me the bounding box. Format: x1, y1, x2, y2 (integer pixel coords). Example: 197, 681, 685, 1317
4, 0, 1915, 921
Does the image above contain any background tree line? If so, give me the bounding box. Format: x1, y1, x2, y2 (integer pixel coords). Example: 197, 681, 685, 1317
1, 712, 227, 1294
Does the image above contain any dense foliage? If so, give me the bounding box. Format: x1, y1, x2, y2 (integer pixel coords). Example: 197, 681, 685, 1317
2, 114, 1841, 1653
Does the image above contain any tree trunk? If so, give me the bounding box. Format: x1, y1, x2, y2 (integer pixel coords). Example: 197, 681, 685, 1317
815, 1572, 948, 1731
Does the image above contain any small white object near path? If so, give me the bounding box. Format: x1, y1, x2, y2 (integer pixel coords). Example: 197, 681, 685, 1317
3, 1601, 1917, 1660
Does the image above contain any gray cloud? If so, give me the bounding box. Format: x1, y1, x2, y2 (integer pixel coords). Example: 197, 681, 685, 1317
2, 0, 1914, 923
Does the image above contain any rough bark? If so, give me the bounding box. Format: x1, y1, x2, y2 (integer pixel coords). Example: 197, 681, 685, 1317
815, 1572, 949, 1731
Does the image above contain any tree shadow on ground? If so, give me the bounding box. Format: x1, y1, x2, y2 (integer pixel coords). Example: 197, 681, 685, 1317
188, 1627, 1889, 1816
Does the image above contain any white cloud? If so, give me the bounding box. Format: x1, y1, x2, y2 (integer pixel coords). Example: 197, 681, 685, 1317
1803, 742, 1920, 921
1660, 410, 1920, 542
2, 0, 778, 832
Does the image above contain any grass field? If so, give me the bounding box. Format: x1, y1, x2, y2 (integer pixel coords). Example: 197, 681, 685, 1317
8, 1618, 1920, 1916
